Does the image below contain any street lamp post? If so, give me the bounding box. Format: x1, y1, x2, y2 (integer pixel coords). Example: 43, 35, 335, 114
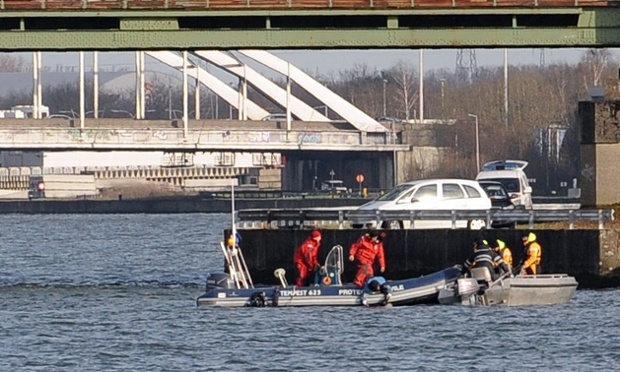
392, 123, 398, 187
382, 79, 387, 117
468, 114, 480, 174
440, 79, 446, 117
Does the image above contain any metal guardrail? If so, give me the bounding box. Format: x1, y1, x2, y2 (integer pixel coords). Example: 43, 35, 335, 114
236, 208, 616, 230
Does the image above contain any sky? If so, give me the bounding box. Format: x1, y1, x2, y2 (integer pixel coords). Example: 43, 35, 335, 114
7, 48, 600, 77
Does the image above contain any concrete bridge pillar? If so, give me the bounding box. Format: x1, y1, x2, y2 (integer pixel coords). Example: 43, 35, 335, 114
579, 100, 620, 206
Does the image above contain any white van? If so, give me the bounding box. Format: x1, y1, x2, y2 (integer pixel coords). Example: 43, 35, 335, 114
354, 178, 492, 229
475, 160, 533, 209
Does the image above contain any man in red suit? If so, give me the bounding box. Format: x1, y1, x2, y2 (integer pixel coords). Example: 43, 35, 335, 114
349, 231, 386, 287
293, 230, 322, 287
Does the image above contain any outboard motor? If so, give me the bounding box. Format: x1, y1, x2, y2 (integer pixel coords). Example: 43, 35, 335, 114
247, 291, 267, 307
205, 272, 235, 291
456, 278, 480, 300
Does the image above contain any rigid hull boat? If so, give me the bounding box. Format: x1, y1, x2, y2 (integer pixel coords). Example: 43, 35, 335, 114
196, 243, 462, 308
438, 267, 578, 306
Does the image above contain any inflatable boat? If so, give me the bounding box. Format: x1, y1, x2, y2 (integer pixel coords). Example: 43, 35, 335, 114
196, 243, 462, 308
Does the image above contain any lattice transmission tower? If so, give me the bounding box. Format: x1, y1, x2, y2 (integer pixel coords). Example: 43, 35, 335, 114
455, 49, 478, 82
539, 48, 546, 67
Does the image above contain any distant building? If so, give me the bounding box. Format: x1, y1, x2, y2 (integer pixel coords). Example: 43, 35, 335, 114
0, 105, 49, 118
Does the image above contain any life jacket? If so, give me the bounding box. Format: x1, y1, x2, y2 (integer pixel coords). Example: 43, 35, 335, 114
500, 247, 513, 267
349, 237, 386, 268
522, 241, 541, 271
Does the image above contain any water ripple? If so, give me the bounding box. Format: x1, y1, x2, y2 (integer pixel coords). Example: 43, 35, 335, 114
0, 214, 619, 370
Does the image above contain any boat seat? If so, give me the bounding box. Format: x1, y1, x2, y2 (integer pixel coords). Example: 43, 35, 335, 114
470, 267, 493, 284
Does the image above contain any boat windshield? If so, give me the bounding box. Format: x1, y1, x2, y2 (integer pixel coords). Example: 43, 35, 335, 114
375, 183, 415, 202
324, 245, 344, 275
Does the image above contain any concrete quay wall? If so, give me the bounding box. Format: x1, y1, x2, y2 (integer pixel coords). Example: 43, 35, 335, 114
0, 197, 367, 214
233, 229, 620, 288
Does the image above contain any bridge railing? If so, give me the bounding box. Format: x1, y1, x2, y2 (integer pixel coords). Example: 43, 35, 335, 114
0, 128, 397, 150
236, 208, 616, 230
0, 0, 612, 11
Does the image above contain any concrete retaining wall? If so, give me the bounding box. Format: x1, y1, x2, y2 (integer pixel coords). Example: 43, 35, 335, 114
230, 229, 620, 288
0, 197, 368, 213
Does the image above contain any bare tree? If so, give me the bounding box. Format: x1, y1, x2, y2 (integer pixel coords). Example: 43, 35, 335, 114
387, 61, 418, 121
580, 48, 613, 89
0, 54, 25, 72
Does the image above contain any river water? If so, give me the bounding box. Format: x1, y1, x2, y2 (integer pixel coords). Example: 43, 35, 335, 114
1, 213, 619, 371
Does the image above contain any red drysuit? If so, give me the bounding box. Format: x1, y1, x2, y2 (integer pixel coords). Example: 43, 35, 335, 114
349, 235, 386, 287
293, 235, 321, 286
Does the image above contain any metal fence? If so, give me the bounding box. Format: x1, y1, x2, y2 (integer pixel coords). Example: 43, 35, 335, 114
236, 208, 616, 230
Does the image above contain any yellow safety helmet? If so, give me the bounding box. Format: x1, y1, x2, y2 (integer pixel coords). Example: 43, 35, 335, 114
497, 239, 506, 250
522, 232, 536, 244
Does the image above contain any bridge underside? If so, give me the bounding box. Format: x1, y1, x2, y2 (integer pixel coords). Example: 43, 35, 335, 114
283, 151, 394, 191
2, 8, 620, 50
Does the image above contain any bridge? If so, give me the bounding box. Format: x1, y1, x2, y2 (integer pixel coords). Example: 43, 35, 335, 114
0, 118, 407, 152
1, 0, 619, 205
0, 1, 619, 49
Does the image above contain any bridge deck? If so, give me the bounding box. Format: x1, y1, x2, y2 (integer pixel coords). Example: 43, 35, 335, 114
0, 118, 360, 131
2, 0, 619, 49
0, 0, 613, 11
0, 118, 406, 151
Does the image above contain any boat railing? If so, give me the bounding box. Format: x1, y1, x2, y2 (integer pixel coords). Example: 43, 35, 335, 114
274, 268, 288, 287
220, 241, 254, 289
515, 273, 572, 279
325, 245, 344, 275
322, 245, 344, 285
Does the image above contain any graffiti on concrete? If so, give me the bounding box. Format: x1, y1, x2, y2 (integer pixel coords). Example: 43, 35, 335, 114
248, 132, 273, 142
581, 163, 595, 181
153, 131, 168, 140
298, 133, 321, 143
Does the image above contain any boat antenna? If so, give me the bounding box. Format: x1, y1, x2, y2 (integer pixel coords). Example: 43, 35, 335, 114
231, 178, 236, 247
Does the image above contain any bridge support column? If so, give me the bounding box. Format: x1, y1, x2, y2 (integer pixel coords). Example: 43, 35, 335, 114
579, 100, 620, 206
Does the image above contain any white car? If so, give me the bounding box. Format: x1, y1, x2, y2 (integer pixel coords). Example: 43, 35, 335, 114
355, 178, 492, 229
475, 160, 533, 210
261, 113, 289, 121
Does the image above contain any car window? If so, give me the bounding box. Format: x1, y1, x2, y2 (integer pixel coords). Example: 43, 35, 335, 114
395, 189, 415, 204
486, 178, 519, 193
464, 185, 483, 198
376, 184, 415, 201
442, 183, 465, 199
481, 184, 506, 198
505, 180, 519, 192
412, 184, 437, 201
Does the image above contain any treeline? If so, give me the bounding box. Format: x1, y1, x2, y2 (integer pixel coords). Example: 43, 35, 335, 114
0, 49, 617, 194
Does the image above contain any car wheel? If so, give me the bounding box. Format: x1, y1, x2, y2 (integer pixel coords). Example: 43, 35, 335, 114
383, 220, 402, 230
468, 219, 486, 230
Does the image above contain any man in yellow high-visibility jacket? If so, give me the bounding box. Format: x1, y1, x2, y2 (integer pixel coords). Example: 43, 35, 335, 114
520, 232, 542, 275
489, 238, 513, 271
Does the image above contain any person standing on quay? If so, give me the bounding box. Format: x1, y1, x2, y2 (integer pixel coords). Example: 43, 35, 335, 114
293, 230, 322, 287
348, 231, 386, 287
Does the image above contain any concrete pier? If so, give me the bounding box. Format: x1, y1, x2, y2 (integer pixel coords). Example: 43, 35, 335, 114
231, 229, 620, 288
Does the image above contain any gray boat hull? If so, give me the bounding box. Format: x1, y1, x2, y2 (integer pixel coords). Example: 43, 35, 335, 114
438, 274, 578, 306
